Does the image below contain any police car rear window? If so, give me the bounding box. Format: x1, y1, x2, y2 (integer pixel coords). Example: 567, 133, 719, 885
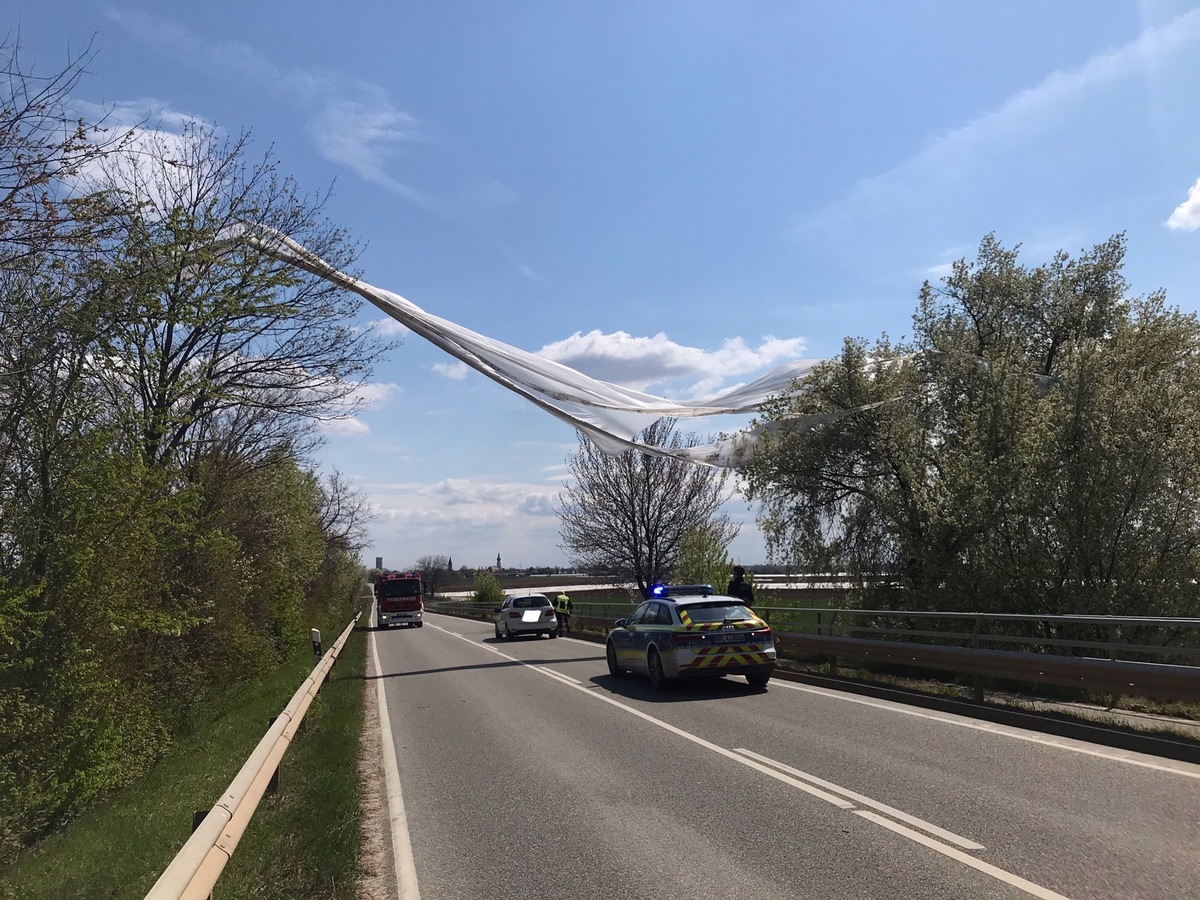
683, 602, 755, 624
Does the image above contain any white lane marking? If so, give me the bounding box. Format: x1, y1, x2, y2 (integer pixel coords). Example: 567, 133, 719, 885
770, 680, 1200, 780
732, 748, 984, 850
428, 624, 853, 807
533, 666, 582, 686
855, 811, 1071, 900
425, 620, 1077, 898
370, 628, 422, 900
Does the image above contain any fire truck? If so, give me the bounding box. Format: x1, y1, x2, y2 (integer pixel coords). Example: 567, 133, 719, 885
374, 571, 424, 628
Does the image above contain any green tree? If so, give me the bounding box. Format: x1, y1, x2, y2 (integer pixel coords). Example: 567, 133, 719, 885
0, 55, 380, 854
472, 571, 505, 608
415, 555, 451, 597
671, 523, 734, 592
558, 419, 738, 597
743, 234, 1200, 617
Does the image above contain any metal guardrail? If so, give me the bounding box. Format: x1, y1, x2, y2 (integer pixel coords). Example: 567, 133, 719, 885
426, 598, 1200, 703
757, 607, 1200, 703
144, 612, 361, 900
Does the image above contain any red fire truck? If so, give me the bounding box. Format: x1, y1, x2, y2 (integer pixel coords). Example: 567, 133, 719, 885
374, 571, 424, 628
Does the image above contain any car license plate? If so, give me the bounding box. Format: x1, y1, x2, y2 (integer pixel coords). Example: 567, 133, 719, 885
521, 611, 542, 623
713, 632, 751, 644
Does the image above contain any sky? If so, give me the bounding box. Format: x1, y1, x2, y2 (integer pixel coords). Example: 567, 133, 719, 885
10, 1, 1200, 570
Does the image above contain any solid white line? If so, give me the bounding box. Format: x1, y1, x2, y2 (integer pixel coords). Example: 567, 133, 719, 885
854, 811, 1072, 899
370, 627, 422, 900
731, 748, 984, 850
770, 681, 1200, 780
427, 624, 853, 806
532, 665, 582, 685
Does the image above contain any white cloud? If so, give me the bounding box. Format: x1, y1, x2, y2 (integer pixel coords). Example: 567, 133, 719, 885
316, 380, 401, 435
536, 330, 806, 394
351, 381, 403, 406
794, 9, 1200, 243
1166, 177, 1200, 231
319, 417, 370, 436
68, 99, 218, 205
371, 317, 411, 337
107, 10, 515, 217
516, 263, 549, 284
361, 476, 566, 566
432, 362, 470, 380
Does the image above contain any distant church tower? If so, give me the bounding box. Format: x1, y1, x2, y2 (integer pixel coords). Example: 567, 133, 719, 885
496, 553, 502, 570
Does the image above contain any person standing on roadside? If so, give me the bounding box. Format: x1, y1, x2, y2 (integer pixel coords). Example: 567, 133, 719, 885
726, 566, 755, 607
555, 591, 573, 634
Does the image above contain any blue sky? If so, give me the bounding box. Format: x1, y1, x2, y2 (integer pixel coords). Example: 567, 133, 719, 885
12, 1, 1200, 569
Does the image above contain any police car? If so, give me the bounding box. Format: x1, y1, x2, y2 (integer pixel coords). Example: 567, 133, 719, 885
605, 584, 776, 690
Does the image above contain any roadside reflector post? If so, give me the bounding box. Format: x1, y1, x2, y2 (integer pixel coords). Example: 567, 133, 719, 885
311, 628, 322, 665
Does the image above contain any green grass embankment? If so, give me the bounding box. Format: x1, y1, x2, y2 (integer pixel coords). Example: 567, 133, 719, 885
0, 617, 368, 900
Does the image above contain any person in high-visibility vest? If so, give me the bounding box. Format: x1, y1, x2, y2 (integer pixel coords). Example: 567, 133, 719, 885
555, 592, 573, 634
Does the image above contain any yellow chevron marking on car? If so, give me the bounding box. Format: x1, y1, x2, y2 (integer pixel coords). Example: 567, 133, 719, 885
684, 647, 772, 669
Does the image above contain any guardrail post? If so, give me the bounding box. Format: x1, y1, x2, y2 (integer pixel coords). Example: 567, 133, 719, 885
266, 716, 280, 794
190, 812, 212, 900
971, 616, 984, 702
1108, 622, 1121, 707
311, 628, 322, 666
828, 611, 839, 675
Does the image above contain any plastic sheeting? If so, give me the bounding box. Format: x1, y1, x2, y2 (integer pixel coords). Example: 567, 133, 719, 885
231, 224, 855, 467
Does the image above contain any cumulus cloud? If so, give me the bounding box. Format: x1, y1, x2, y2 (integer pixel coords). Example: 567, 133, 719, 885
432, 361, 470, 380
360, 475, 566, 565
536, 330, 807, 395
67, 98, 218, 203
316, 380, 401, 436
319, 417, 371, 436
1166, 177, 1200, 231
351, 381, 403, 406
371, 317, 411, 337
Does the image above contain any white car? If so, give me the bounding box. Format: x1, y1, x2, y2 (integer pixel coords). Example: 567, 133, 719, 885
495, 593, 559, 640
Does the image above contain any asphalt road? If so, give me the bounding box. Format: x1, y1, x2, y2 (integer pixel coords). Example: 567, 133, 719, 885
371, 613, 1200, 900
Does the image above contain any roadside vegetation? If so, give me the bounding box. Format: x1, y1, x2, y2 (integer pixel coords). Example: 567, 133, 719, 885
743, 234, 1200, 624
0, 38, 381, 866
0, 607, 369, 899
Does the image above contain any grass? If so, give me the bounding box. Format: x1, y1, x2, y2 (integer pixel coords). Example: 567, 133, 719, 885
0, 615, 367, 900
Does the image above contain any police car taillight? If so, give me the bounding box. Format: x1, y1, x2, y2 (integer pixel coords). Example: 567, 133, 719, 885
673, 632, 705, 644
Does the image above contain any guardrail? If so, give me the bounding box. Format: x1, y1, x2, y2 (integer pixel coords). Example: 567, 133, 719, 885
758, 607, 1200, 703
426, 598, 1200, 703
144, 612, 361, 900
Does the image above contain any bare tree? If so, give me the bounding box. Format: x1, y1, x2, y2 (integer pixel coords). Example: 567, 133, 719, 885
81, 122, 394, 470
558, 418, 738, 596
415, 554, 450, 596
0, 35, 127, 265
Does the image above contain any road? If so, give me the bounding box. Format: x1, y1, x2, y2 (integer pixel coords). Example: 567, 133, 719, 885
370, 612, 1200, 900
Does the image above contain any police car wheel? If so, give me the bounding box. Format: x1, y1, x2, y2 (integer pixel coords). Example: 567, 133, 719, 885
747, 672, 771, 688
606, 641, 624, 678
647, 648, 669, 691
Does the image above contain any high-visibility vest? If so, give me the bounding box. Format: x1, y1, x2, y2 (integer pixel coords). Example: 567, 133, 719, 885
556, 594, 571, 612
